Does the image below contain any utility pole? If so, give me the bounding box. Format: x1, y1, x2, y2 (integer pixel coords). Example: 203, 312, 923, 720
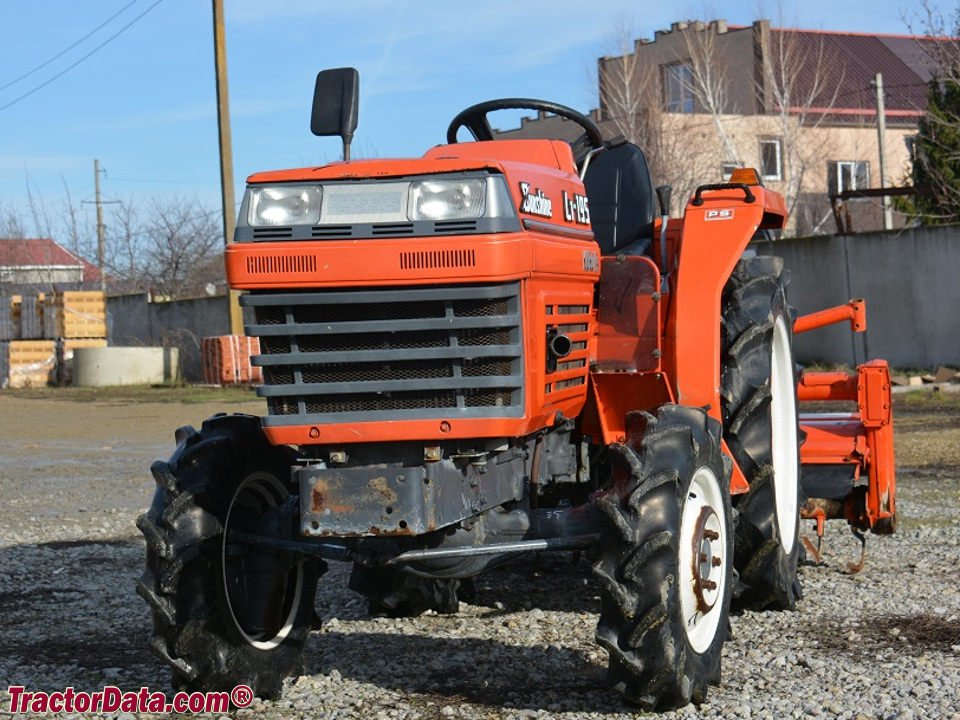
874, 72, 893, 231
213, 0, 243, 334
94, 159, 106, 295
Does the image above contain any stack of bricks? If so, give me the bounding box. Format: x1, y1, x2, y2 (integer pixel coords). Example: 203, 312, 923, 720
50, 292, 109, 386
0, 297, 17, 340
201, 335, 262, 386
1, 291, 108, 388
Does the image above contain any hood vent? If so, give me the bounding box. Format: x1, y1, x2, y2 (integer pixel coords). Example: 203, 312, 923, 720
435, 220, 479, 234
312, 225, 353, 238
246, 254, 318, 275
400, 249, 477, 271
253, 227, 293, 240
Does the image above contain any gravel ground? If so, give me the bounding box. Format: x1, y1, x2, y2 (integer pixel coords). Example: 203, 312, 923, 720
0, 390, 958, 720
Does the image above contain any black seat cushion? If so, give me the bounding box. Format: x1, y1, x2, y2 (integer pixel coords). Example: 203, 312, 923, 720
583, 142, 656, 256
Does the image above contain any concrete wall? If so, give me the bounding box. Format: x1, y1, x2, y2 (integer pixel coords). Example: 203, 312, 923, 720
107, 294, 235, 381
755, 225, 960, 369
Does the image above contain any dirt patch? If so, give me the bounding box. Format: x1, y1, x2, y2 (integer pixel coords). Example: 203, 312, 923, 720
814, 613, 960, 657
0, 391, 264, 535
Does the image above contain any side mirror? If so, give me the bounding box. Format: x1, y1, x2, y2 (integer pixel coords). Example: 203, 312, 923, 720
310, 67, 359, 160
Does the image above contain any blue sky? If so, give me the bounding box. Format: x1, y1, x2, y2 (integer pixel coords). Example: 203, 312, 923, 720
0, 0, 944, 230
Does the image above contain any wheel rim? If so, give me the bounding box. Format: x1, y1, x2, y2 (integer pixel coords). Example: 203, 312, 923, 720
679, 466, 728, 654
770, 314, 799, 555
223, 471, 304, 651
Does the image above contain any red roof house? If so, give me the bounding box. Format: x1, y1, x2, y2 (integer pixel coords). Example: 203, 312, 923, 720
0, 238, 102, 292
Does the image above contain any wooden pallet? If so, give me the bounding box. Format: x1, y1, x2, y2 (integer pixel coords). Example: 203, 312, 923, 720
52, 291, 107, 339
19, 294, 44, 339
0, 298, 16, 341
3, 339, 56, 388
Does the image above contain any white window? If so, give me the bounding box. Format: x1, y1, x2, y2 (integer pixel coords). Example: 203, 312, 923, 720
663, 63, 694, 113
721, 161, 742, 181
760, 138, 783, 181
828, 161, 870, 196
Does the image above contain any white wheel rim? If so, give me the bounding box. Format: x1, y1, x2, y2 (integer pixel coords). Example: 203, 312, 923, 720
679, 465, 728, 654
223, 471, 304, 651
770, 314, 799, 555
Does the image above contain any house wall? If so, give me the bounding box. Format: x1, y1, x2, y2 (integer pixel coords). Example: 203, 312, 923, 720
755, 224, 960, 369
615, 112, 915, 232
598, 20, 760, 115
592, 18, 921, 236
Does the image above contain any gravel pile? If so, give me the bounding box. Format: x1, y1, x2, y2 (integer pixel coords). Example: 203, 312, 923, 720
1, 397, 958, 719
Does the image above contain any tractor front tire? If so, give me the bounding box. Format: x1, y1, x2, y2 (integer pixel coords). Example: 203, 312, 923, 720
594, 404, 733, 710
721, 256, 802, 611
136, 414, 322, 699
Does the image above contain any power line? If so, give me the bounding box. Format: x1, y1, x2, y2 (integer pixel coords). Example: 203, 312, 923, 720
0, 0, 166, 114
0, 0, 143, 93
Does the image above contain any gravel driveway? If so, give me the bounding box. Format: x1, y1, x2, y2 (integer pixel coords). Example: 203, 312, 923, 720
1, 390, 958, 720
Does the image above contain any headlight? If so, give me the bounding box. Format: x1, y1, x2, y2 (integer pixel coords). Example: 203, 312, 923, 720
408, 179, 486, 221
248, 186, 321, 226
241, 175, 511, 231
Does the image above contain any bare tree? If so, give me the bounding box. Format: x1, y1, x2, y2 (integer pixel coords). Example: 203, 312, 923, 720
100, 199, 147, 294
756, 19, 844, 219
680, 20, 741, 165
597, 13, 650, 147
0, 199, 29, 239
25, 174, 56, 242
906, 0, 960, 73
597, 18, 707, 210
0, 180, 83, 291
2, 185, 230, 298
141, 196, 224, 300
899, 0, 960, 223
60, 181, 97, 266
597, 14, 849, 232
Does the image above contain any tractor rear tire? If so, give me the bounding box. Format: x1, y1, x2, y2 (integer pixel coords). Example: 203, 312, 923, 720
594, 404, 733, 710
721, 256, 802, 611
136, 414, 322, 699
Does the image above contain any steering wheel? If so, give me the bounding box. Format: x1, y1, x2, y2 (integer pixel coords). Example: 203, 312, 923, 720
446, 98, 605, 164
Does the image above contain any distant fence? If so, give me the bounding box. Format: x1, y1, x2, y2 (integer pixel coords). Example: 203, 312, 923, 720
755, 224, 960, 369
106, 225, 959, 381
107, 294, 238, 381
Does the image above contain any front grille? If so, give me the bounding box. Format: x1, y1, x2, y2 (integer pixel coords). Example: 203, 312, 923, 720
300, 359, 452, 384
301, 390, 459, 415
242, 283, 524, 427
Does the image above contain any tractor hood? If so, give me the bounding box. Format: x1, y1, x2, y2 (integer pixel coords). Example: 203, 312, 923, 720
233, 139, 590, 245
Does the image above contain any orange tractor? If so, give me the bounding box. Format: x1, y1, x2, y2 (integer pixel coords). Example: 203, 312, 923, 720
138, 68, 896, 709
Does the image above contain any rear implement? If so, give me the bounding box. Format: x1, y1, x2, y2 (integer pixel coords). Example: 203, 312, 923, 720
795, 302, 896, 566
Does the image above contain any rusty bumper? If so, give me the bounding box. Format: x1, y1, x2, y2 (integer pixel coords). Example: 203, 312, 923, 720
296, 452, 526, 537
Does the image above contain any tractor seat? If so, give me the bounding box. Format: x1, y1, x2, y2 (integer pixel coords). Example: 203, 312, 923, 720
583, 141, 656, 256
